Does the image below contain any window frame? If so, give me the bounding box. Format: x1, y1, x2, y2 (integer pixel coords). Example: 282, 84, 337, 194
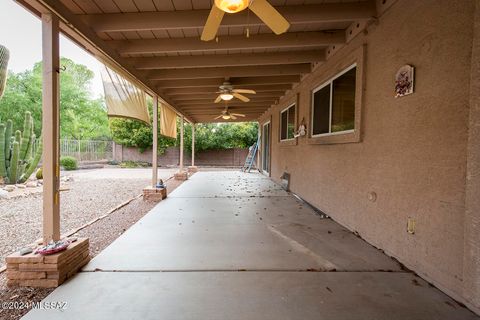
311, 63, 357, 138
279, 102, 296, 142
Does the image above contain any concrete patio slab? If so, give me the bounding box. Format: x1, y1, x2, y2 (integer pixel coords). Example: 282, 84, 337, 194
84, 194, 400, 272
23, 271, 478, 320
22, 170, 480, 319
170, 171, 288, 198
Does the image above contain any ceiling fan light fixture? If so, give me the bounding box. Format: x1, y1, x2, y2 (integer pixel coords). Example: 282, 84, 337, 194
220, 93, 234, 101
215, 0, 249, 13
222, 114, 231, 120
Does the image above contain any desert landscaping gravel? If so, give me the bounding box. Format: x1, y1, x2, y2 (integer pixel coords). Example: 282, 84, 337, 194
0, 169, 184, 320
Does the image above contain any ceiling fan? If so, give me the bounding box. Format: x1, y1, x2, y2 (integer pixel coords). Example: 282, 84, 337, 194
201, 0, 290, 41
215, 81, 256, 103
214, 106, 246, 120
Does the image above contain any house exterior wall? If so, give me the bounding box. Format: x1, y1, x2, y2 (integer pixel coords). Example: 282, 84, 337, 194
258, 0, 479, 312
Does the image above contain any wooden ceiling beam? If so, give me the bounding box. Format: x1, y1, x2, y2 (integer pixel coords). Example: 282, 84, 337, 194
154, 75, 301, 88
81, 2, 376, 32
131, 50, 325, 69
111, 32, 345, 55
163, 84, 292, 95
148, 64, 310, 80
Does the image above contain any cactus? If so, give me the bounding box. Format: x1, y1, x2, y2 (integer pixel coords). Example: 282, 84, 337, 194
0, 44, 9, 99
0, 124, 5, 177
0, 112, 43, 184
8, 141, 19, 183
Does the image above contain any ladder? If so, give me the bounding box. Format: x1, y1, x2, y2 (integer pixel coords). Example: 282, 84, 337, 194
242, 137, 259, 173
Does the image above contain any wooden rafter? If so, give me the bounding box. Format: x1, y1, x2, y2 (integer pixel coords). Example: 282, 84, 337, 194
110, 32, 345, 55
131, 50, 325, 69
81, 2, 376, 32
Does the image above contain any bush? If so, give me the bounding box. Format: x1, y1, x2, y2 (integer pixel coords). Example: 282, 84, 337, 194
60, 156, 78, 170
35, 167, 43, 179
120, 161, 149, 168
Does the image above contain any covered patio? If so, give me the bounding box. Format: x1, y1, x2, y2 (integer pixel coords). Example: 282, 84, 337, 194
22, 171, 478, 319
5, 0, 480, 318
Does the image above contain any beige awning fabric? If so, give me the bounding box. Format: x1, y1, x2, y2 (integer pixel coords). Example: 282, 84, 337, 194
100, 65, 150, 124
160, 103, 177, 139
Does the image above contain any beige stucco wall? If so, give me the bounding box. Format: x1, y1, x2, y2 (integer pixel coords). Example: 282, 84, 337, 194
259, 0, 479, 311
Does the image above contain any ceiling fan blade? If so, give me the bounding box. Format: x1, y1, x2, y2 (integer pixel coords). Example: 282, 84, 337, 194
214, 95, 223, 103
232, 89, 256, 94
214, 115, 223, 119
233, 92, 250, 102
201, 5, 225, 41
231, 113, 246, 117
249, 0, 290, 35
230, 115, 237, 120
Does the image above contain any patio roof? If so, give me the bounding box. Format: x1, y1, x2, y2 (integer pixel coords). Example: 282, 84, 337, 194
15, 0, 382, 123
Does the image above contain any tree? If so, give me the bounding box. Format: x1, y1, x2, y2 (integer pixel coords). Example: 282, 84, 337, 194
0, 58, 110, 140
109, 98, 176, 153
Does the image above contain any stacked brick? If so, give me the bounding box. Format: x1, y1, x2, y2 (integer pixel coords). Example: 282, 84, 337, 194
143, 186, 167, 201
5, 238, 90, 288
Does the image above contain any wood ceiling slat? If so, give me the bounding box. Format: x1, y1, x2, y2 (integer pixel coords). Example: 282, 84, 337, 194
93, 0, 121, 13
192, 0, 212, 10
152, 29, 170, 38
61, 0, 85, 14
111, 0, 138, 12
172, 0, 193, 10
106, 31, 127, 40
151, 0, 175, 11
72, 0, 102, 13
133, 0, 157, 11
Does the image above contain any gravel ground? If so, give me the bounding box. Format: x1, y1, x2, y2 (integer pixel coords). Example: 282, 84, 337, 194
0, 168, 176, 269
0, 176, 184, 320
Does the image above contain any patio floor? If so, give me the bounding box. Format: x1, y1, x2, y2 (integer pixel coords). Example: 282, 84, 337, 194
23, 171, 479, 319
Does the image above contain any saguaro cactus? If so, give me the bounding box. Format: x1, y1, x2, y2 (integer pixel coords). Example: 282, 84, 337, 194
0, 112, 43, 184
0, 44, 9, 99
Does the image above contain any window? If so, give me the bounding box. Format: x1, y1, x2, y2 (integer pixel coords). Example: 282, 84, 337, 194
280, 103, 296, 141
312, 65, 356, 137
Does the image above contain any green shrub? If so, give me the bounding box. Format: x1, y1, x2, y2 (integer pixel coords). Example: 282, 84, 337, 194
35, 167, 42, 179
60, 156, 78, 170
119, 161, 149, 168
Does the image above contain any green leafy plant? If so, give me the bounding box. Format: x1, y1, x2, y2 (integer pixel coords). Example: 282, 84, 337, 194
60, 156, 78, 171
0, 111, 42, 184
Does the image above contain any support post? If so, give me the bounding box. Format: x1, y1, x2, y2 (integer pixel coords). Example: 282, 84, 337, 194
191, 123, 195, 166
42, 13, 60, 244
179, 115, 184, 171
152, 95, 158, 187
175, 116, 188, 180
188, 123, 198, 173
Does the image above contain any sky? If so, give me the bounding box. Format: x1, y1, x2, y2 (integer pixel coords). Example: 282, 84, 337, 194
0, 0, 104, 98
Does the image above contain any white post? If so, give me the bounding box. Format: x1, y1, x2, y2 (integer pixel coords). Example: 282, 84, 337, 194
152, 96, 158, 187
179, 116, 184, 171
42, 12, 60, 244
191, 123, 195, 166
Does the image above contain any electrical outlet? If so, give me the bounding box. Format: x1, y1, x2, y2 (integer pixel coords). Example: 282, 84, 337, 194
407, 218, 416, 234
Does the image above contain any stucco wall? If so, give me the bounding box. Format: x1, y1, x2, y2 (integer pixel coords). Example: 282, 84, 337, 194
259, 0, 478, 311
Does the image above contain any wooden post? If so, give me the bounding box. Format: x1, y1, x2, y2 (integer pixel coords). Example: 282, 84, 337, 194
152, 96, 158, 187
191, 123, 195, 166
179, 115, 184, 171
42, 13, 60, 244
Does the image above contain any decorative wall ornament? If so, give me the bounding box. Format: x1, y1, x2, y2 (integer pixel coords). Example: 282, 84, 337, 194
395, 64, 414, 98
293, 118, 306, 138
